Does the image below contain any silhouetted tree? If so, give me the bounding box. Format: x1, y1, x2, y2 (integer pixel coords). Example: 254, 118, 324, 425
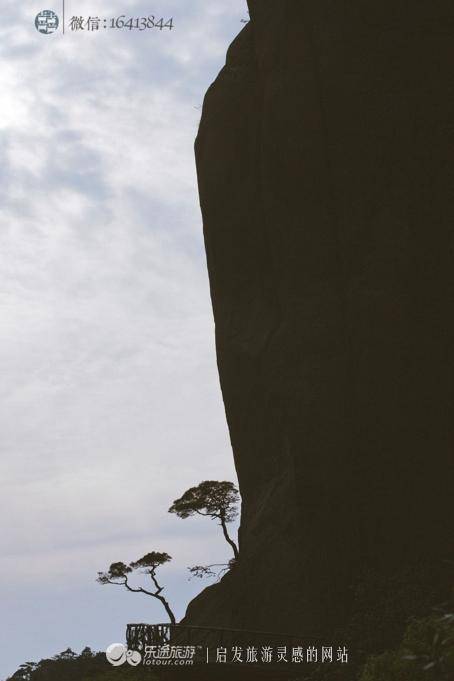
97, 552, 176, 624
53, 648, 76, 661
169, 480, 239, 559
8, 662, 37, 680
188, 557, 237, 581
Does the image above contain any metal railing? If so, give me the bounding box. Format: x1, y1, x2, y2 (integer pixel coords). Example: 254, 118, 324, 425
127, 621, 318, 652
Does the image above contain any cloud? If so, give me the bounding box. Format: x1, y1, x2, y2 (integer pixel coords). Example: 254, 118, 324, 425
0, 0, 247, 677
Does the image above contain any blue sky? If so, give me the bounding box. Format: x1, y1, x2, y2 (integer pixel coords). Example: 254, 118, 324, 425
0, 1, 247, 677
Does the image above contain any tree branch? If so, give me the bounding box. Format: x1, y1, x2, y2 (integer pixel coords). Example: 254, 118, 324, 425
149, 568, 164, 595
106, 576, 175, 623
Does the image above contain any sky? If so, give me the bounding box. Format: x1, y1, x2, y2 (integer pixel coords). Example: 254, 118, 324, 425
0, 1, 247, 677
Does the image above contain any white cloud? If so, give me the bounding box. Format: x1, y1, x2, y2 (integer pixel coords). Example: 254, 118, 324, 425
0, 0, 247, 677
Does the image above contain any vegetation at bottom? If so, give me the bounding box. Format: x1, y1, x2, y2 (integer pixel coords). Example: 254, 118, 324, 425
291, 587, 454, 681
359, 604, 454, 681
5, 648, 157, 681
7, 598, 454, 681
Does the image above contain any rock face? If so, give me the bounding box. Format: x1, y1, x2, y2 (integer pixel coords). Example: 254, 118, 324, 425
187, 0, 454, 655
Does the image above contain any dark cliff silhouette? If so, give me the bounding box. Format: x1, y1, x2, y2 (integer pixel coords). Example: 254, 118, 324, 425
184, 0, 454, 666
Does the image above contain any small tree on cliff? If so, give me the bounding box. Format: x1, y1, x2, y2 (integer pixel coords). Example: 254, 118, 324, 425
97, 552, 176, 624
169, 480, 240, 559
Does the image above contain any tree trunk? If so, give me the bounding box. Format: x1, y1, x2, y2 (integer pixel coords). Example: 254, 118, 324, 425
158, 595, 176, 625
220, 517, 239, 559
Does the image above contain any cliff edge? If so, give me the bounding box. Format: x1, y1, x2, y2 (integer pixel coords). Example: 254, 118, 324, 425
186, 0, 454, 657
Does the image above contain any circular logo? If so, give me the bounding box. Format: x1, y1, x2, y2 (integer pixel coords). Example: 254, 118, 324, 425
106, 643, 127, 666
126, 650, 142, 666
35, 10, 59, 34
